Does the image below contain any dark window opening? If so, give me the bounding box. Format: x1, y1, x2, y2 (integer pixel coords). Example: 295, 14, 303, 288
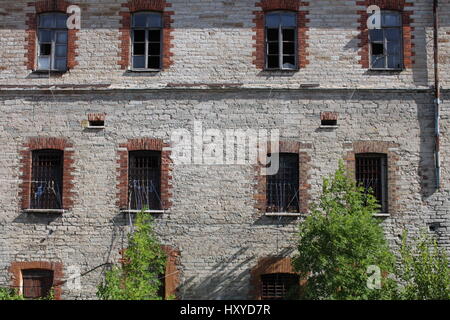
261, 273, 299, 300
128, 150, 161, 210
355, 153, 388, 213
321, 119, 337, 126
131, 12, 162, 70
265, 11, 297, 70
31, 150, 63, 209
88, 120, 105, 127
369, 11, 403, 70
267, 153, 299, 213
22, 269, 54, 299
37, 13, 68, 71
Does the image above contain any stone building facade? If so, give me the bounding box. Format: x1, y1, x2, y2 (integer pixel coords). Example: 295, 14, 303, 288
0, 0, 449, 299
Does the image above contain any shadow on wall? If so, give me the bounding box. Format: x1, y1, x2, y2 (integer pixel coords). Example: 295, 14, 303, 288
180, 247, 294, 300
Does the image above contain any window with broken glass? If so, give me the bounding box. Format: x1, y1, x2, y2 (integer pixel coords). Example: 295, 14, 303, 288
131, 12, 162, 70
37, 13, 68, 71
355, 153, 388, 213
265, 11, 297, 70
31, 150, 63, 209
369, 11, 403, 70
266, 153, 300, 213
128, 151, 161, 210
261, 273, 299, 300
22, 269, 54, 299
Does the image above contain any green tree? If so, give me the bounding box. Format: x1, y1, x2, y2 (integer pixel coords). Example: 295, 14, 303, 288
97, 211, 167, 300
393, 231, 450, 300
0, 288, 24, 300
292, 161, 396, 300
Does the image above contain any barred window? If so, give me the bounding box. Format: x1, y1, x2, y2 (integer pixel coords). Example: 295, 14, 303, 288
266, 153, 299, 213
265, 11, 297, 70
261, 273, 299, 300
131, 12, 162, 70
37, 13, 68, 71
369, 11, 403, 70
128, 151, 161, 210
22, 269, 54, 299
355, 153, 388, 212
31, 150, 63, 209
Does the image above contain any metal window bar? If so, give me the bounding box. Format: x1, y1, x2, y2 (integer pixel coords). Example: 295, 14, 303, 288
128, 151, 162, 210
261, 273, 299, 300
266, 153, 300, 213
31, 150, 63, 209
355, 154, 388, 212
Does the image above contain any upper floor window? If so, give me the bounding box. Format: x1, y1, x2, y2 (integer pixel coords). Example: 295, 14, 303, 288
131, 12, 162, 70
369, 11, 403, 70
266, 153, 299, 213
261, 273, 299, 300
265, 11, 297, 70
128, 150, 161, 210
22, 269, 54, 299
355, 153, 388, 213
31, 150, 63, 210
37, 13, 68, 71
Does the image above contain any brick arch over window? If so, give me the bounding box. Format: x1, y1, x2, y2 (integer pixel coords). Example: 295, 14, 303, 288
119, 0, 174, 70
116, 138, 173, 210
253, 0, 310, 69
25, 0, 79, 70
19, 137, 76, 210
343, 141, 400, 214
356, 0, 414, 69
249, 256, 304, 299
9, 261, 64, 300
253, 141, 311, 214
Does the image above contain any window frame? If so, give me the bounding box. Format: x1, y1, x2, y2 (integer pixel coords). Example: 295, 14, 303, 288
127, 150, 162, 211
36, 12, 69, 72
130, 11, 163, 71
30, 149, 64, 210
266, 152, 300, 213
21, 269, 54, 300
369, 10, 404, 71
260, 273, 299, 300
264, 11, 298, 71
355, 153, 388, 213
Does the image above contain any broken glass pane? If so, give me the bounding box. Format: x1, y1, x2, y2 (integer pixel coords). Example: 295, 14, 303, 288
267, 28, 278, 41
133, 43, 145, 55
148, 43, 160, 55
371, 43, 384, 55
148, 56, 160, 69
133, 56, 145, 68
268, 42, 279, 54
148, 30, 161, 42
282, 29, 295, 42
40, 43, 52, 56
283, 55, 296, 69
283, 42, 295, 55
133, 30, 146, 42
267, 55, 279, 69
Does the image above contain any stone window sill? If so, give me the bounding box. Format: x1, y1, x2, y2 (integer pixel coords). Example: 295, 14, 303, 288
373, 212, 390, 217
265, 212, 302, 217
120, 209, 165, 214
23, 209, 65, 214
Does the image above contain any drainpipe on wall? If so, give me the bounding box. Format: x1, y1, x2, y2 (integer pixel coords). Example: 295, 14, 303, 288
433, 0, 441, 190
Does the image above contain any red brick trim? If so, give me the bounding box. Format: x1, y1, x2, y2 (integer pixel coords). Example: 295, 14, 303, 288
320, 112, 338, 121
254, 141, 311, 214
356, 0, 414, 69
252, 0, 310, 69
161, 245, 181, 299
87, 113, 106, 122
116, 138, 173, 210
19, 137, 76, 210
9, 261, 64, 300
119, 0, 174, 70
343, 141, 400, 214
249, 256, 304, 299
25, 0, 79, 70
